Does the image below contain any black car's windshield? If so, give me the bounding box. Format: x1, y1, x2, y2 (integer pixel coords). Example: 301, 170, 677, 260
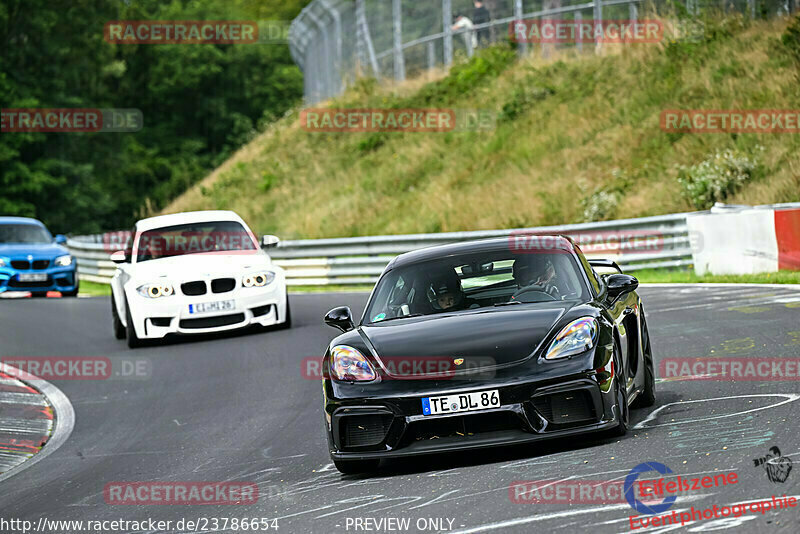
136, 221, 257, 262
0, 224, 52, 244
365, 249, 589, 324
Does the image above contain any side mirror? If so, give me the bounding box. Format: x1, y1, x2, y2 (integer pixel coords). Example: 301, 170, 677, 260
605, 274, 639, 301
324, 306, 355, 332
55, 234, 67, 245
110, 250, 128, 264
261, 235, 280, 248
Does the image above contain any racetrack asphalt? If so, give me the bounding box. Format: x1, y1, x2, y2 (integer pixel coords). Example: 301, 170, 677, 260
1, 285, 799, 533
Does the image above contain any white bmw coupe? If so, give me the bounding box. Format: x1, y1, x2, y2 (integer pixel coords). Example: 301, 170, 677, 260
110, 210, 290, 348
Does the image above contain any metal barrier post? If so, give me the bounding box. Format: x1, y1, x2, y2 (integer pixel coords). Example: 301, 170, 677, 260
443, 0, 453, 66
514, 0, 527, 55
594, 0, 603, 53
392, 0, 406, 81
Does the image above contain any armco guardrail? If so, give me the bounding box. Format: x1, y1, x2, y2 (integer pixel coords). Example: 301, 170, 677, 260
67, 211, 694, 286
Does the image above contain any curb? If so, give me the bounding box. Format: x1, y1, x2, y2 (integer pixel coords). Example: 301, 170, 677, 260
0, 365, 75, 483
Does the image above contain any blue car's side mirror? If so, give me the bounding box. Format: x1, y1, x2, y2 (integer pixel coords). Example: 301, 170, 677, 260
55, 234, 67, 245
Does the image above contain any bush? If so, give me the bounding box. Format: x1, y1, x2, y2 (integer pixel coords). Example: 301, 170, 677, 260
581, 169, 628, 222
677, 148, 760, 209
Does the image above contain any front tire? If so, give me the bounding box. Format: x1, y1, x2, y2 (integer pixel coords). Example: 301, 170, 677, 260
333, 458, 380, 474
61, 279, 79, 297
125, 297, 143, 349
112, 294, 125, 340
611, 340, 629, 437
632, 313, 656, 408
277, 295, 291, 329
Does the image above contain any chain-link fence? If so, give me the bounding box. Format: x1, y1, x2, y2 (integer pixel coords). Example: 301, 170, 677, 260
289, 0, 797, 104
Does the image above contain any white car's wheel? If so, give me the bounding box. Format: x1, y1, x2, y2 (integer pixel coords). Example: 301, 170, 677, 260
111, 294, 125, 340
125, 297, 143, 349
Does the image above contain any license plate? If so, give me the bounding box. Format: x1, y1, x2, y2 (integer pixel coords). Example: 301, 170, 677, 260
421, 389, 500, 416
188, 300, 235, 315
18, 273, 48, 282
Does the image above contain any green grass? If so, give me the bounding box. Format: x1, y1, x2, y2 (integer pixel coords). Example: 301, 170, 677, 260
164, 15, 800, 240
634, 269, 800, 284
79, 280, 112, 297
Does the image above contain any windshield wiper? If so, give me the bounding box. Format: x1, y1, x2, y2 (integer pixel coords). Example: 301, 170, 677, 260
494, 301, 521, 307
373, 313, 424, 323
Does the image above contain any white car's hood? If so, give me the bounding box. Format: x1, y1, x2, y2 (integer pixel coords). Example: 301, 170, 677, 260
129, 252, 271, 282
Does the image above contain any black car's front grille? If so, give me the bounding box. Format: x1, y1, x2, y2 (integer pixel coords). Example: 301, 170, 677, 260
410, 411, 522, 441
33, 260, 50, 270
181, 281, 207, 296
179, 313, 245, 329
10, 260, 29, 270
8, 278, 51, 288
532, 390, 595, 425
341, 414, 394, 448
211, 278, 236, 293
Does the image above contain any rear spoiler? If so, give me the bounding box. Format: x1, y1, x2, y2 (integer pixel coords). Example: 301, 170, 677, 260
588, 259, 623, 274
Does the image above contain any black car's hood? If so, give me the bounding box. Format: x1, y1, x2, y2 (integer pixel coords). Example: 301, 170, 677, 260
360, 302, 578, 377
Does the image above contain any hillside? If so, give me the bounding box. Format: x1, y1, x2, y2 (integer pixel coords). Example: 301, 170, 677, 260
163, 15, 800, 239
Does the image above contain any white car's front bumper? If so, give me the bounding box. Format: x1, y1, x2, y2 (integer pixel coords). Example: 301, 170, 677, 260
126, 276, 287, 339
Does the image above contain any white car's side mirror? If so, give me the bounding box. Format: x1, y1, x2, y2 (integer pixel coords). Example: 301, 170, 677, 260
261, 235, 280, 249
110, 250, 127, 264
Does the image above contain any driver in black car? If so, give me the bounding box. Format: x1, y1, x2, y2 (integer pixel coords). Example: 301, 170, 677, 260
512, 255, 561, 299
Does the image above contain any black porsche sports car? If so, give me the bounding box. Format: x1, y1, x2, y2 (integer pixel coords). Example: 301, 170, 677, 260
321, 236, 655, 474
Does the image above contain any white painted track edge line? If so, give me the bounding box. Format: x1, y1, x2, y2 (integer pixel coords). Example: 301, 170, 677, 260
0, 364, 75, 483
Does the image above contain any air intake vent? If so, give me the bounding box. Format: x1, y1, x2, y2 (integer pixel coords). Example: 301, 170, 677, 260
533, 390, 595, 424
342, 414, 393, 448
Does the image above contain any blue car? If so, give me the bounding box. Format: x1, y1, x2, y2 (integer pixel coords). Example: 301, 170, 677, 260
0, 217, 79, 297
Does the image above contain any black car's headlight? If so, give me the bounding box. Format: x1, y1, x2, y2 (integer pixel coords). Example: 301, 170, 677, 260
330, 345, 377, 382
242, 271, 275, 288
136, 282, 174, 298
545, 317, 598, 360
54, 255, 73, 267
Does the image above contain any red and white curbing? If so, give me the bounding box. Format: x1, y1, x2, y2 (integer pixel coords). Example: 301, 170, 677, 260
687, 206, 800, 275
0, 365, 74, 481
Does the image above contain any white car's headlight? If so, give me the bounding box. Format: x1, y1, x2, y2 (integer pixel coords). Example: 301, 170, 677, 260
545, 317, 598, 360
242, 271, 275, 288
136, 282, 174, 298
330, 345, 377, 382
54, 255, 73, 267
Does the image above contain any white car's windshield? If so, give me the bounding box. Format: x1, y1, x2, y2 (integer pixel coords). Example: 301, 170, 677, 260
364, 250, 589, 324
136, 221, 257, 262
0, 224, 52, 244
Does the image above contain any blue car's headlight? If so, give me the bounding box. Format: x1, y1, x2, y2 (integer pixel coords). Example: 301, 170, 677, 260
545, 317, 598, 360
54, 255, 73, 267
0, 258, 6, 268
